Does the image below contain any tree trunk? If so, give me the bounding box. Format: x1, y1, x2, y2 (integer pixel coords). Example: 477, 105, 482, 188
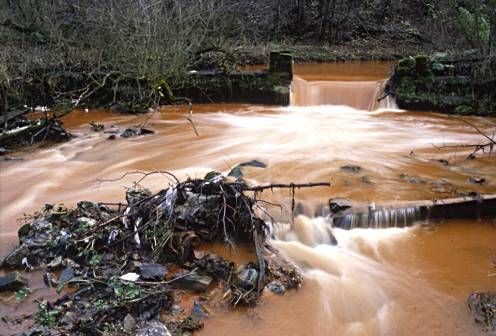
319, 0, 331, 39
297, 0, 306, 25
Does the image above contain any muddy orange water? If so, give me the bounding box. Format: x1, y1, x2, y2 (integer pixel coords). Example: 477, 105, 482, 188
1, 61, 495, 335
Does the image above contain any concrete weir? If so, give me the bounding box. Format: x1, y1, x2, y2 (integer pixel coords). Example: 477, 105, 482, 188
331, 194, 496, 229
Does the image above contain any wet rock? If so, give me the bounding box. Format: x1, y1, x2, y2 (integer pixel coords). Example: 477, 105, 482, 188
172, 273, 212, 292
267, 281, 285, 295
47, 256, 63, 270
228, 160, 267, 179
469, 176, 486, 185
227, 166, 244, 178
236, 267, 258, 290
19, 219, 53, 247
2, 245, 30, 267
123, 313, 137, 331
193, 254, 234, 280
58, 266, 75, 283
437, 159, 449, 166
107, 134, 116, 140
139, 263, 167, 281
238, 160, 266, 168
137, 321, 172, 336
340, 165, 362, 173
399, 173, 427, 184
329, 198, 352, 215
467, 292, 496, 330
0, 272, 27, 292
120, 127, 154, 138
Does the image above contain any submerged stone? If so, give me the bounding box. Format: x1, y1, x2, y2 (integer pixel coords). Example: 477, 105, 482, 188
227, 166, 243, 178
238, 160, 267, 168
0, 271, 28, 292
469, 176, 486, 185
228, 159, 267, 178
340, 165, 362, 173
400, 173, 427, 184
2, 245, 30, 267
172, 273, 212, 292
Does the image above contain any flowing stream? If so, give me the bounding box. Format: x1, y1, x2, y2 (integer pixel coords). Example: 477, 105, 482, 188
1, 61, 495, 335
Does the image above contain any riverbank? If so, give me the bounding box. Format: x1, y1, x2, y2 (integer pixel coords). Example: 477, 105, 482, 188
235, 39, 435, 64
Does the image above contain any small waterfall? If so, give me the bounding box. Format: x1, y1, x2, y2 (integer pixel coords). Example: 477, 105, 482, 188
290, 76, 397, 110
331, 206, 423, 229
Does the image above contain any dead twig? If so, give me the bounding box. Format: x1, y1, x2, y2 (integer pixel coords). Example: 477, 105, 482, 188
234, 182, 331, 192
94, 170, 180, 187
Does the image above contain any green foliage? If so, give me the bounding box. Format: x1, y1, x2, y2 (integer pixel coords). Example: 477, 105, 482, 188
15, 287, 30, 301
457, 7, 491, 48
454, 105, 474, 114
89, 253, 102, 267
397, 77, 416, 97
414, 55, 431, 75
108, 277, 141, 300
397, 57, 416, 76
35, 300, 62, 327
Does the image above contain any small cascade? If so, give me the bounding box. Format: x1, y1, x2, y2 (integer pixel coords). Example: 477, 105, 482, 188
271, 216, 337, 246
331, 206, 423, 229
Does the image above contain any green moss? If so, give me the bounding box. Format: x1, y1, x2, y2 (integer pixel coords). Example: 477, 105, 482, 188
454, 105, 474, 114
397, 76, 416, 97
414, 55, 430, 75
397, 57, 416, 76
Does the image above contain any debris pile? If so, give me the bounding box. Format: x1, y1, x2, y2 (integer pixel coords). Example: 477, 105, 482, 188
1, 173, 303, 335
0, 112, 71, 151
468, 292, 496, 332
